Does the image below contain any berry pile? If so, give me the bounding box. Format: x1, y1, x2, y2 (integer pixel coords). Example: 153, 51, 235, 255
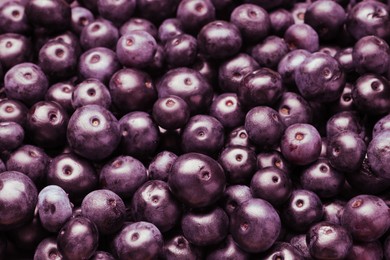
0, 0, 390, 259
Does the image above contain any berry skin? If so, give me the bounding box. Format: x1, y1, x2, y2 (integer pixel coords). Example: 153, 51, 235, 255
341, 195, 390, 242
280, 123, 322, 166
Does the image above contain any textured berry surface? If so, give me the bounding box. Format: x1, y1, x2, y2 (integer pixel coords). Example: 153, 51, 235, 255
0, 1, 390, 259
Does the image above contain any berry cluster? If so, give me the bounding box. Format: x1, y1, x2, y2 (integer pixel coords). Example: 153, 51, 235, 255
0, 0, 390, 259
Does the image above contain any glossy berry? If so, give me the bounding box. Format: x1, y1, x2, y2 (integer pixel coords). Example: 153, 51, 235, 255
38, 39, 77, 81
112, 221, 163, 260
291, 2, 310, 24
152, 95, 190, 130
222, 184, 252, 217
100, 155, 148, 199
197, 20, 242, 60
326, 111, 366, 140
181, 115, 224, 156
80, 18, 119, 51
109, 68, 156, 113
327, 131, 366, 173
346, 1, 390, 40
26, 0, 71, 33
317, 42, 340, 57
218, 145, 257, 184
373, 113, 390, 137
164, 34, 198, 68
211, 93, 245, 128
6, 144, 49, 185
72, 78, 111, 109
0, 122, 24, 152
53, 31, 82, 60
116, 30, 157, 69
367, 131, 390, 180
225, 126, 255, 150
168, 153, 226, 208
70, 6, 94, 35
119, 18, 158, 39
0, 1, 30, 34
0, 171, 37, 230
131, 180, 181, 232
276, 91, 313, 127
319, 46, 343, 59
46, 153, 98, 201
176, 0, 216, 34
37, 185, 72, 233
269, 8, 294, 36
341, 195, 390, 242
239, 68, 284, 109
97, 0, 136, 25
218, 53, 259, 93
353, 35, 390, 75
57, 31, 84, 54
158, 18, 184, 43
145, 44, 165, 75
318, 45, 340, 58
27, 101, 69, 148
4, 63, 48, 106
148, 151, 177, 182
230, 198, 281, 253
119, 111, 159, 159
335, 48, 355, 73
284, 24, 319, 52
300, 158, 345, 199
45, 82, 75, 113
34, 237, 63, 260
81, 189, 126, 235
189, 56, 217, 84
181, 207, 229, 246
330, 83, 355, 113
250, 167, 292, 206
256, 150, 291, 174
230, 4, 270, 43
352, 74, 390, 115
0, 33, 31, 71
162, 233, 202, 260
319, 44, 340, 57
78, 47, 121, 84
323, 200, 345, 225
307, 222, 353, 260
57, 217, 99, 260
244, 106, 285, 148
281, 189, 324, 232
67, 105, 120, 161
295, 52, 345, 103
157, 67, 213, 114
250, 36, 289, 69
304, 0, 346, 41
281, 123, 322, 166
277, 49, 311, 85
